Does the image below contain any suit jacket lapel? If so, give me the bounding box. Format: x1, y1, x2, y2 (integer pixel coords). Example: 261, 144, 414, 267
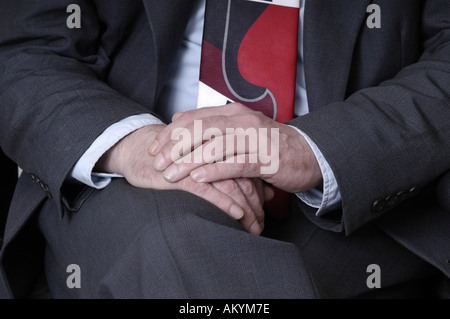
142, 0, 195, 97
304, 0, 372, 111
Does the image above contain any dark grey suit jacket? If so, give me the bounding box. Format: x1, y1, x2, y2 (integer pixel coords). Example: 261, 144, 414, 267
0, 0, 449, 298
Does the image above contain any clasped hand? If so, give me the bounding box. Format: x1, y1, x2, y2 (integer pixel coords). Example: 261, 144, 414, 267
99, 104, 321, 235
150, 103, 322, 212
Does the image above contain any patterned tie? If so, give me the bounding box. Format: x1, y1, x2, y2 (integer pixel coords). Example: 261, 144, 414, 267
198, 0, 300, 219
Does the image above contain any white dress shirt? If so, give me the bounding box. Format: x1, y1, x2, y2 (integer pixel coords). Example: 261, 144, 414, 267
71, 0, 342, 215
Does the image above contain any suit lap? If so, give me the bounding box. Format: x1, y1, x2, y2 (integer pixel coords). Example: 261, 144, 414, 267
38, 178, 317, 298
38, 178, 445, 299
264, 199, 445, 299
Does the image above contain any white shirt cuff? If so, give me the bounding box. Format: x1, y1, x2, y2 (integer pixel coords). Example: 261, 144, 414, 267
71, 114, 164, 189
289, 126, 342, 216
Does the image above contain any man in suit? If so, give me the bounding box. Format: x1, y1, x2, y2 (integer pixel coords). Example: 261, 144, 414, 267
0, 0, 449, 298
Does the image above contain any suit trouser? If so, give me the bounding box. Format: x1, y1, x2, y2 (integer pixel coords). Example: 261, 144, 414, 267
38, 179, 443, 298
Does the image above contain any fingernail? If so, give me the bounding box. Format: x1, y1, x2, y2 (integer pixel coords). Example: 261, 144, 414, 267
230, 205, 244, 220
250, 221, 262, 235
149, 140, 159, 155
191, 167, 206, 182
153, 153, 166, 171
163, 165, 179, 182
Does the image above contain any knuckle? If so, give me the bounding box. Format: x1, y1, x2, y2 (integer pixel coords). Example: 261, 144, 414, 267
253, 110, 265, 119
180, 110, 194, 121
202, 117, 221, 132
232, 103, 246, 111
214, 116, 228, 130
279, 131, 289, 144
238, 179, 254, 196
235, 160, 250, 172
190, 180, 208, 196
242, 113, 263, 128
254, 112, 268, 126
218, 180, 240, 195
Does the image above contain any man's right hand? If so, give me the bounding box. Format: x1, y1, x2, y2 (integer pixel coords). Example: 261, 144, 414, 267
96, 124, 273, 235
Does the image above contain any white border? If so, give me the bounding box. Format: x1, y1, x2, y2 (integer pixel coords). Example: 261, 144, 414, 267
245, 0, 300, 8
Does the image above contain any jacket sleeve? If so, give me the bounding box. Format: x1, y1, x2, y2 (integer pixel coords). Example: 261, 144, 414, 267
0, 0, 151, 214
289, 0, 450, 234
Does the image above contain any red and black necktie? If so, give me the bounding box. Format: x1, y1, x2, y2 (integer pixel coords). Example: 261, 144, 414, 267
198, 0, 300, 219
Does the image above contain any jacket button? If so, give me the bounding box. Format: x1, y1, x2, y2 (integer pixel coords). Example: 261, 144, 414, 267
30, 173, 39, 183
409, 186, 420, 195
40, 183, 52, 199
396, 191, 409, 202
372, 199, 386, 213
29, 173, 52, 198
386, 194, 400, 207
